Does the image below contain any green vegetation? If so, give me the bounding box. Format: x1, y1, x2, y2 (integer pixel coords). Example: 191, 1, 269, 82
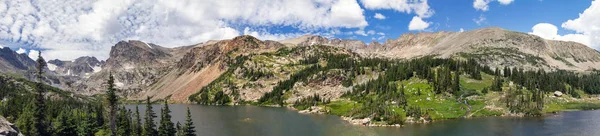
1, 53, 199, 135
186, 44, 600, 126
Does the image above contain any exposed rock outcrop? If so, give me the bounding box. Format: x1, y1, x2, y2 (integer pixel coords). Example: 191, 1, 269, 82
48, 56, 104, 77
0, 116, 23, 136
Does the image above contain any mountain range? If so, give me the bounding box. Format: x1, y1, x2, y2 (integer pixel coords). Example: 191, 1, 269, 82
1, 27, 599, 103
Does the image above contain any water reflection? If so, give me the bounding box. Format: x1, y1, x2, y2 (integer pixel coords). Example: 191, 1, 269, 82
126, 104, 600, 136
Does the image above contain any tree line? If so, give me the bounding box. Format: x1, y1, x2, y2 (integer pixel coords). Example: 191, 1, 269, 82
0, 52, 198, 136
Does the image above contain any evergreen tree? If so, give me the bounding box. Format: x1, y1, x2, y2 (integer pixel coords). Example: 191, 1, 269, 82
159, 101, 176, 136
182, 107, 196, 136
106, 72, 119, 136
53, 110, 77, 136
143, 97, 158, 136
15, 103, 35, 136
133, 106, 142, 136
176, 122, 182, 136
453, 72, 461, 94
33, 51, 48, 136
76, 110, 95, 136
117, 107, 132, 136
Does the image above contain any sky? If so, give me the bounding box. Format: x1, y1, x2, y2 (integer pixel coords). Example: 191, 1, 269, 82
0, 0, 598, 61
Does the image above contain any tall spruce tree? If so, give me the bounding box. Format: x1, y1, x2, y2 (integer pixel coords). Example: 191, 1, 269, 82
182, 107, 196, 136
117, 107, 132, 136
106, 72, 119, 136
453, 72, 461, 94
53, 110, 77, 136
176, 122, 182, 136
15, 103, 35, 136
159, 101, 176, 136
33, 51, 48, 136
143, 97, 158, 136
133, 106, 142, 136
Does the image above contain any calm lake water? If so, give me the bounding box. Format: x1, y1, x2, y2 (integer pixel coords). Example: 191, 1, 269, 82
126, 104, 600, 136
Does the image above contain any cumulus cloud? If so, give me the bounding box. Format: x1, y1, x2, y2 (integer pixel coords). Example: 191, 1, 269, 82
16, 48, 26, 54
459, 28, 465, 32
0, 0, 369, 60
242, 27, 304, 41
474, 0, 514, 11
561, 0, 600, 49
529, 23, 591, 46
360, 0, 434, 18
408, 16, 430, 31
374, 13, 386, 20
28, 50, 39, 60
530, 1, 599, 49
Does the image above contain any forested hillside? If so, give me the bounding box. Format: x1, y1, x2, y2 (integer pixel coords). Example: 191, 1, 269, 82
188, 44, 600, 126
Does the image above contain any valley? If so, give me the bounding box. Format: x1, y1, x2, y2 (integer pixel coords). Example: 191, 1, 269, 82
3, 28, 600, 132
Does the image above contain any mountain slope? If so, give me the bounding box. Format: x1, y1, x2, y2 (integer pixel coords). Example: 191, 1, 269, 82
281, 28, 600, 71
138, 36, 284, 102
51, 27, 600, 103
0, 47, 36, 73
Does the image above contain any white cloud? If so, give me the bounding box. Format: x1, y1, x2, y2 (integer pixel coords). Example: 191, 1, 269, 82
408, 16, 430, 31
16, 48, 26, 54
0, 0, 369, 60
529, 23, 591, 47
28, 50, 39, 60
459, 28, 465, 32
360, 0, 434, 18
0, 45, 3, 48
498, 0, 515, 5
560, 0, 600, 49
528, 1, 599, 50
474, 0, 514, 11
473, 15, 487, 25
243, 27, 304, 41
374, 13, 386, 20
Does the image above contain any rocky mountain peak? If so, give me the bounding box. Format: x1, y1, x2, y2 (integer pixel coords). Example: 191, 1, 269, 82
104, 40, 172, 70
279, 34, 367, 50
47, 56, 104, 77
0, 47, 36, 72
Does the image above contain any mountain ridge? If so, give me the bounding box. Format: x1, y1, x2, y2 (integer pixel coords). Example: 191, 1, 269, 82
1, 27, 600, 103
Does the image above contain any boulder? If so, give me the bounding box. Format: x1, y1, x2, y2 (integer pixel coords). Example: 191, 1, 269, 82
0, 116, 23, 136
554, 91, 563, 97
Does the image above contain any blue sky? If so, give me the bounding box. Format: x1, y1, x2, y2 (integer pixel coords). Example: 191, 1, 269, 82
0, 0, 598, 61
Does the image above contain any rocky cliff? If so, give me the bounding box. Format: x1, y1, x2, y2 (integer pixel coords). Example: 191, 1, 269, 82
48, 56, 104, 77
0, 116, 23, 136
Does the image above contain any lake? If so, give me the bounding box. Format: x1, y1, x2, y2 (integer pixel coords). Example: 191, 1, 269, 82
126, 104, 600, 136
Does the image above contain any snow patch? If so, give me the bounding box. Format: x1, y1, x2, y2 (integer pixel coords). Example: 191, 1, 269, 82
47, 63, 57, 71
115, 82, 124, 87
66, 69, 71, 76
88, 63, 102, 73
143, 42, 152, 49
123, 64, 135, 70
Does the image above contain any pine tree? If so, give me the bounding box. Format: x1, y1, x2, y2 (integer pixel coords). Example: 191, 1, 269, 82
176, 122, 182, 136
76, 110, 95, 136
117, 107, 132, 136
133, 106, 142, 136
33, 51, 48, 136
182, 107, 196, 136
16, 102, 35, 136
159, 101, 176, 136
143, 97, 158, 136
453, 72, 461, 94
53, 110, 77, 136
106, 72, 119, 136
